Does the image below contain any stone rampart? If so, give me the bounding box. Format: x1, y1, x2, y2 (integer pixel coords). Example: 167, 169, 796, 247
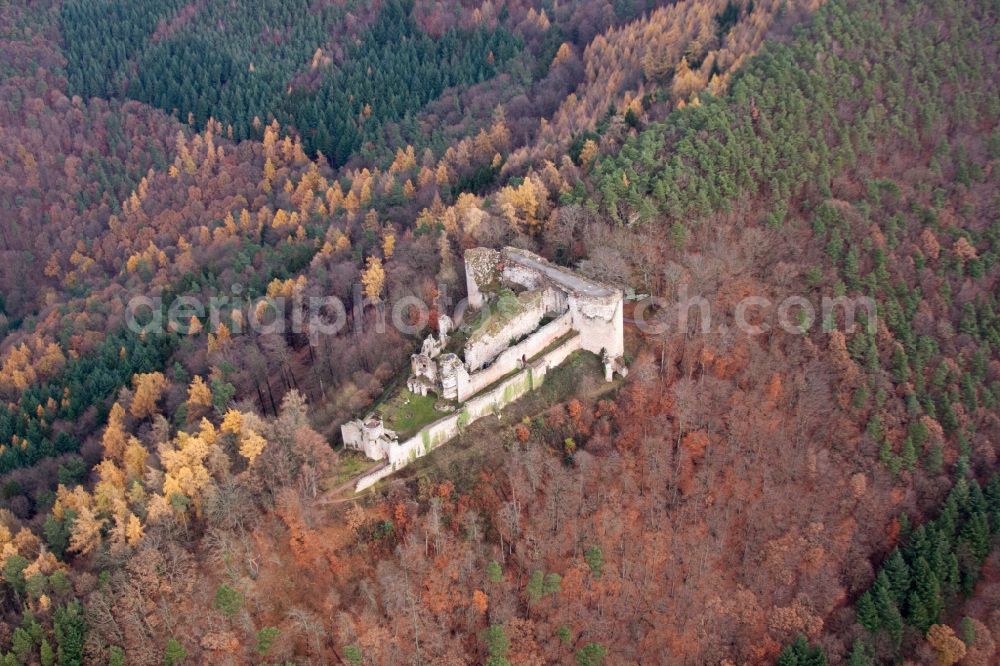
356, 334, 583, 492
464, 291, 546, 371
456, 311, 573, 401
354, 463, 395, 492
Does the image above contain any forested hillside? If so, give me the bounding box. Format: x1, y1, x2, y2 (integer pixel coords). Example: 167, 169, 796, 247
61, 0, 518, 164
0, 0, 997, 663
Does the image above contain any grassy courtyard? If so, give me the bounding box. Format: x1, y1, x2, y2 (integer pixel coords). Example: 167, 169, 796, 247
329, 453, 381, 489
376, 389, 450, 440
388, 350, 613, 492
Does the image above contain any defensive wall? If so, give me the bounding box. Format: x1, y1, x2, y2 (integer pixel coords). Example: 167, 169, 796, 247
453, 311, 574, 402
356, 332, 583, 491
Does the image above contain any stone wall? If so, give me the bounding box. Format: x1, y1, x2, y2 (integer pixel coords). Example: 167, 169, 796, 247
354, 463, 395, 492
341, 420, 363, 449
438, 354, 467, 401
464, 291, 546, 372
498, 247, 625, 360
529, 329, 583, 371
341, 418, 395, 460
457, 311, 574, 401
502, 260, 545, 291
541, 286, 569, 314
464, 247, 500, 310
355, 245, 624, 492
356, 335, 584, 492
568, 291, 624, 358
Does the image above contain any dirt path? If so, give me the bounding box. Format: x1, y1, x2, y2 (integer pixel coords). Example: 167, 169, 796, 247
317, 463, 393, 505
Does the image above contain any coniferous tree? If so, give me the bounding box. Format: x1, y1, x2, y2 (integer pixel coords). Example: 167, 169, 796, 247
856, 590, 880, 633
846, 639, 873, 666
873, 574, 904, 648
777, 635, 826, 666
884, 550, 911, 606
53, 602, 86, 666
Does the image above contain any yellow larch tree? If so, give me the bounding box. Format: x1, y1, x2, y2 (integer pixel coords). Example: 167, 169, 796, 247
198, 417, 218, 449
382, 232, 396, 260
53, 484, 92, 521
272, 208, 290, 229
122, 436, 148, 482
552, 42, 573, 66
361, 256, 386, 302
68, 504, 104, 556
389, 145, 417, 173
473, 128, 494, 162
92, 458, 127, 519
417, 166, 435, 188
125, 513, 144, 546
239, 208, 253, 232
438, 231, 457, 284
325, 183, 344, 211
263, 121, 278, 159
262, 158, 276, 193
221, 409, 243, 436
130, 372, 167, 420
208, 321, 232, 354
280, 136, 295, 162
186, 375, 213, 423
416, 207, 436, 230
298, 189, 315, 217
926, 624, 966, 665
671, 56, 707, 102
358, 178, 373, 206
579, 139, 599, 170
343, 189, 360, 214
435, 163, 451, 186
496, 173, 549, 235
102, 402, 128, 461
158, 431, 213, 519
181, 146, 197, 175
36, 342, 65, 377
239, 429, 267, 465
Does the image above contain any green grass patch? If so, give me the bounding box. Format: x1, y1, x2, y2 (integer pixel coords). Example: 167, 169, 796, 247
377, 390, 449, 439
528, 330, 578, 364
330, 453, 380, 488
389, 349, 611, 494
535, 350, 606, 402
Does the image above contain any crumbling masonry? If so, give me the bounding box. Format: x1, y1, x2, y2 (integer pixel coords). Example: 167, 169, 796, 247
342, 247, 627, 488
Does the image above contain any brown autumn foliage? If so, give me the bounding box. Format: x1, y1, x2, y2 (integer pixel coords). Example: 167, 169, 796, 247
0, 0, 995, 665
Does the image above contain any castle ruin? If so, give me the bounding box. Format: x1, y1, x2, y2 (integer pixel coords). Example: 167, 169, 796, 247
342, 247, 627, 485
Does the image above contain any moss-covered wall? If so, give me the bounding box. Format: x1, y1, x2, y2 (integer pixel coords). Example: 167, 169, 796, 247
363, 335, 582, 489
464, 247, 500, 309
